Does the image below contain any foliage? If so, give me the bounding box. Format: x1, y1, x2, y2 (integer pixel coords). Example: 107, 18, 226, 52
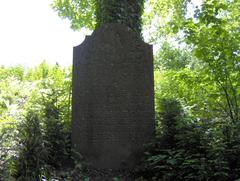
153, 0, 239, 123
41, 86, 71, 169
13, 111, 46, 181
0, 0, 240, 179
0, 65, 25, 81
26, 62, 72, 174
0, 67, 36, 179
0, 116, 17, 180
51, 0, 96, 30
142, 0, 190, 42
0, 62, 72, 180
51, 0, 145, 36
144, 0, 240, 179
142, 99, 234, 181
95, 0, 144, 35
157, 99, 183, 148
183, 0, 240, 123
154, 42, 193, 70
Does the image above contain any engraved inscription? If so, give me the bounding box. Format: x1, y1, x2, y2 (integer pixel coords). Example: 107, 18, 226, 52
72, 23, 155, 170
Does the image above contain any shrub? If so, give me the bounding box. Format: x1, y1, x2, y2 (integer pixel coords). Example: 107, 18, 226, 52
142, 98, 233, 181
12, 111, 46, 181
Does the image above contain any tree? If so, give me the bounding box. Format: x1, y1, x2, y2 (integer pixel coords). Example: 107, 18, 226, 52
154, 41, 193, 70
183, 0, 240, 124
51, 0, 145, 36
150, 0, 239, 124
142, 0, 190, 43
0, 63, 73, 179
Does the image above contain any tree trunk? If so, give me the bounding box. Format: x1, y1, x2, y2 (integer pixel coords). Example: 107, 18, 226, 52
95, 0, 144, 36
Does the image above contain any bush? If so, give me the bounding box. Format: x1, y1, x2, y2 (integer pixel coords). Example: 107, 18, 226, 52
43, 116, 71, 168
141, 98, 236, 181
12, 111, 46, 181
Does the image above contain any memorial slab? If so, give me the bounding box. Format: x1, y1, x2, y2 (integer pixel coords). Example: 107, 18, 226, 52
72, 23, 155, 170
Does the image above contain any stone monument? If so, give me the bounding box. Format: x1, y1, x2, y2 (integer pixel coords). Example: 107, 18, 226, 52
72, 23, 155, 170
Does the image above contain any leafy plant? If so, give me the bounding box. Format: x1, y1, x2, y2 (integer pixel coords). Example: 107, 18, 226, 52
13, 111, 46, 181
51, 0, 145, 36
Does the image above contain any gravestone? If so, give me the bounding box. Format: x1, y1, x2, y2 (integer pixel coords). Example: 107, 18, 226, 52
72, 23, 155, 170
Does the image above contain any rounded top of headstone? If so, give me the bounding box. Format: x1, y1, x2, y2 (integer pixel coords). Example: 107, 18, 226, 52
73, 23, 153, 65
77, 23, 151, 48
93, 23, 135, 36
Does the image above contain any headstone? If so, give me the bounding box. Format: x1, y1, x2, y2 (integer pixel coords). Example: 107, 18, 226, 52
72, 23, 155, 170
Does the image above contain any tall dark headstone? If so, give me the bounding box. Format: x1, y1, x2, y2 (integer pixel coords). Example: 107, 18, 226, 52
72, 23, 155, 170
